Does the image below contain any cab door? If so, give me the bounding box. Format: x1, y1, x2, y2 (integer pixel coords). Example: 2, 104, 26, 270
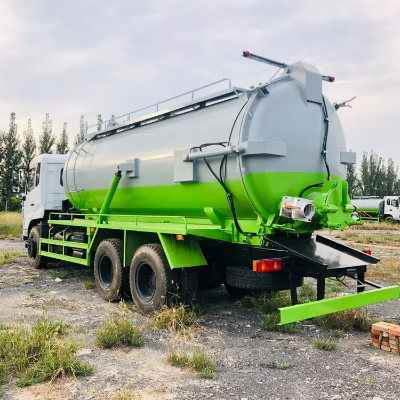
22, 163, 43, 238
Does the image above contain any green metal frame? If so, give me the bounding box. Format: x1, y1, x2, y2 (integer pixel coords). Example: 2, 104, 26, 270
279, 286, 400, 325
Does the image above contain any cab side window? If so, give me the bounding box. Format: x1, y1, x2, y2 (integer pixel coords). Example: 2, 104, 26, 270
391, 199, 399, 208
35, 163, 41, 187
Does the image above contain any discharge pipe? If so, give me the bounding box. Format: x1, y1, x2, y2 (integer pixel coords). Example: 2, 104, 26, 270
99, 169, 122, 223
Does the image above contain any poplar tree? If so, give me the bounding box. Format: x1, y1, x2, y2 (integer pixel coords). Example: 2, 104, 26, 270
0, 112, 22, 202
21, 119, 37, 191
56, 122, 69, 154
97, 114, 103, 131
74, 115, 87, 146
39, 113, 56, 154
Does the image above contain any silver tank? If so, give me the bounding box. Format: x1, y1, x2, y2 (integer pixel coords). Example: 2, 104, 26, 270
64, 61, 349, 218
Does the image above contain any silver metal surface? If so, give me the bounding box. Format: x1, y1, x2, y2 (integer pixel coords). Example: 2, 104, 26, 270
87, 79, 235, 135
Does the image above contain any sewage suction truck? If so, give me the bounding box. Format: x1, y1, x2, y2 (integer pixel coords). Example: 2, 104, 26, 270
352, 196, 400, 223
21, 51, 399, 324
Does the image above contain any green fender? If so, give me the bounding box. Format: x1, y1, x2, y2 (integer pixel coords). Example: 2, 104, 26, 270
158, 233, 207, 268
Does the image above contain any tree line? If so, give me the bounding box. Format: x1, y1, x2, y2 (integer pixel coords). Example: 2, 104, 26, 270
0, 112, 104, 211
347, 151, 400, 198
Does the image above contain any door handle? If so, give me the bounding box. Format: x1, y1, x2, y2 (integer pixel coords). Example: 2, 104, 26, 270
30, 203, 34, 206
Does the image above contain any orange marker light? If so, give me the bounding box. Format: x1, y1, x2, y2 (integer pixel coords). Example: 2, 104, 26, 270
176, 234, 185, 241
48, 223, 52, 228
90, 227, 96, 233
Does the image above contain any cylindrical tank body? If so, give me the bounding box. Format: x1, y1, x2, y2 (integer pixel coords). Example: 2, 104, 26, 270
352, 198, 382, 213
64, 63, 348, 228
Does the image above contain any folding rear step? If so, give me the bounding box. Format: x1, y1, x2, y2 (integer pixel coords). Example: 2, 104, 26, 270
264, 234, 399, 324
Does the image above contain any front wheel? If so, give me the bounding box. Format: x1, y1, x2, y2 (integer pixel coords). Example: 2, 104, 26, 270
385, 216, 396, 224
130, 244, 178, 314
27, 226, 48, 269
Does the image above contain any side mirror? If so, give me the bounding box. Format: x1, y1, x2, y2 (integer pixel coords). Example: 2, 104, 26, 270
12, 171, 20, 194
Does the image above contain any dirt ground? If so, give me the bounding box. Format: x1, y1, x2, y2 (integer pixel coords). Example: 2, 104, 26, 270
1, 231, 400, 400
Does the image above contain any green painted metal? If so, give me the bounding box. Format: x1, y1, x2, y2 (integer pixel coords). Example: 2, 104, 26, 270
158, 233, 207, 268
99, 171, 122, 223
40, 251, 89, 266
65, 171, 359, 235
40, 238, 88, 250
279, 286, 400, 325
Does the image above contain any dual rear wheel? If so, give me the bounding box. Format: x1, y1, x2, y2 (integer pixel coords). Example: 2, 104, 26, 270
94, 239, 197, 313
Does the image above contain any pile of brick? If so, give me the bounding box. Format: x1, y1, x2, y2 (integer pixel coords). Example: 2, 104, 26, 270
371, 322, 400, 354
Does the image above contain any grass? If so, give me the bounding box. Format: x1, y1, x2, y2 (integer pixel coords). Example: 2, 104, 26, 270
96, 316, 143, 349
333, 329, 344, 338
82, 280, 95, 290
314, 309, 375, 332
275, 361, 290, 370
151, 305, 199, 336
366, 258, 400, 283
0, 250, 21, 266
0, 315, 93, 387
341, 231, 400, 247
352, 375, 374, 387
348, 221, 400, 231
167, 349, 216, 379
242, 289, 321, 334
113, 389, 142, 400
48, 269, 70, 280
0, 212, 22, 239
313, 338, 337, 351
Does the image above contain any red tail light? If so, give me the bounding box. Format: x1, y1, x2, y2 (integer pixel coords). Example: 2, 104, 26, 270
253, 259, 282, 273
362, 249, 372, 255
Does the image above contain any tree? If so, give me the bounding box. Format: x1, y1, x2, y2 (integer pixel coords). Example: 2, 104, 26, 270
359, 151, 386, 196
385, 158, 399, 196
0, 112, 22, 205
74, 115, 87, 146
346, 163, 358, 198
39, 113, 55, 154
97, 114, 103, 131
56, 122, 69, 154
21, 119, 37, 192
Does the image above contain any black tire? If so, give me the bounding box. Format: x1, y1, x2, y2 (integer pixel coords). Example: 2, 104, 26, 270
94, 239, 125, 302
226, 266, 303, 292
178, 268, 198, 304
385, 216, 395, 224
27, 226, 48, 269
130, 244, 178, 314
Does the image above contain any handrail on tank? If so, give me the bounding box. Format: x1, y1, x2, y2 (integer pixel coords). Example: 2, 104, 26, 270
87, 78, 232, 134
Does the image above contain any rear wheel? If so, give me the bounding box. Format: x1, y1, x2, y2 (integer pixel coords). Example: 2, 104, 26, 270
27, 226, 48, 269
130, 244, 178, 314
94, 239, 125, 302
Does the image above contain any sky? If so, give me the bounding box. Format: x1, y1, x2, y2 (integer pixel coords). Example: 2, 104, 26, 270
0, 0, 399, 166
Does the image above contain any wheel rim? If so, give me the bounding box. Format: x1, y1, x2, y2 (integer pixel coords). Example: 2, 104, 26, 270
135, 261, 156, 301
98, 254, 113, 289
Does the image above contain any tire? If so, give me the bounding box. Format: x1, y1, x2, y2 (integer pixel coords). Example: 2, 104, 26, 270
225, 266, 303, 292
130, 244, 178, 314
178, 268, 198, 304
385, 216, 395, 224
94, 239, 125, 302
27, 226, 48, 269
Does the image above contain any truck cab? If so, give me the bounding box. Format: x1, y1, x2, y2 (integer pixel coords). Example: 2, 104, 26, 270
22, 154, 68, 240
382, 196, 400, 223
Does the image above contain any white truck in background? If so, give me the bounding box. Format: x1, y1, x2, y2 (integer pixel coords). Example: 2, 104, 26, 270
352, 196, 400, 223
